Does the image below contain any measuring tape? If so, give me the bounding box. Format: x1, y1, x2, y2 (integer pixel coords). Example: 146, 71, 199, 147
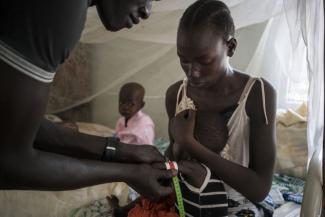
173, 175, 185, 217
166, 161, 185, 217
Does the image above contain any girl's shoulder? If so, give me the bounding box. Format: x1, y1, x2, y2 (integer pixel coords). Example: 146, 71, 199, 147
166, 80, 183, 96
165, 80, 183, 118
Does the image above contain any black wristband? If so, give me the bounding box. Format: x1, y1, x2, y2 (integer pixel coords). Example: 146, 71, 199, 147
102, 137, 120, 162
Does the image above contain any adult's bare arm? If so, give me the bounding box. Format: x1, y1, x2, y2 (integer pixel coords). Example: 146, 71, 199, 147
0, 62, 172, 200
35, 120, 164, 163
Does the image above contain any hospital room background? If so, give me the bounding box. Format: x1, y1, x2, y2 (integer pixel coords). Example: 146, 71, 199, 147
0, 0, 323, 217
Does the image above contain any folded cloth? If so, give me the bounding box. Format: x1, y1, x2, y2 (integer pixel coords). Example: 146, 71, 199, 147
282, 193, 303, 204
128, 195, 179, 217
256, 188, 284, 217
69, 198, 113, 217
272, 173, 305, 196
268, 188, 285, 208
276, 103, 307, 126
254, 173, 305, 216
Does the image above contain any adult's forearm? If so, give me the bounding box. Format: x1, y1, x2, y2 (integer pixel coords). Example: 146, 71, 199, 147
0, 147, 135, 191
34, 119, 106, 160
34, 119, 155, 164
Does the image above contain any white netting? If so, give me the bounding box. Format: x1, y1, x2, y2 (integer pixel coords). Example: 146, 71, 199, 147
48, 0, 323, 163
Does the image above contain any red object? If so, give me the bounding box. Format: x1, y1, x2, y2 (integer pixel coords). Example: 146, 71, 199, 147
128, 195, 179, 217
168, 161, 175, 170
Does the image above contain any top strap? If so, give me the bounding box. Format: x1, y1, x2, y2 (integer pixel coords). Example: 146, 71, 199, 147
257, 78, 269, 125
238, 77, 255, 103
238, 77, 269, 125
175, 78, 196, 116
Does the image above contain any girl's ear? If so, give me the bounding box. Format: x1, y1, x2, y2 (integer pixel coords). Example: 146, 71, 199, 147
227, 38, 237, 57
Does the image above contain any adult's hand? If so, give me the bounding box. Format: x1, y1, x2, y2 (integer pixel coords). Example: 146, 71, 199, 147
132, 145, 165, 163
115, 142, 165, 164
128, 164, 175, 201
151, 160, 206, 189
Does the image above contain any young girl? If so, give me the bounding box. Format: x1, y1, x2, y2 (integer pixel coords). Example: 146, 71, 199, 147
168, 0, 276, 216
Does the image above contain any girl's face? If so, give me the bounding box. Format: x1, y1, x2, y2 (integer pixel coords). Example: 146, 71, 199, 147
177, 27, 230, 88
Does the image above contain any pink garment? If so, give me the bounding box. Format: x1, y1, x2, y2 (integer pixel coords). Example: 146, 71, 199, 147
115, 111, 155, 145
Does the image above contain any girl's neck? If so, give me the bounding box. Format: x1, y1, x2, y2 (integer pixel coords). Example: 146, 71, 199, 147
208, 65, 235, 92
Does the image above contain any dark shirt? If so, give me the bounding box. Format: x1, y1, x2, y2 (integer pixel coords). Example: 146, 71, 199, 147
0, 0, 94, 72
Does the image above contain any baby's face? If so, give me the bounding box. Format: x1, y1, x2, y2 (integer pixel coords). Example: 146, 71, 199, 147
119, 91, 143, 120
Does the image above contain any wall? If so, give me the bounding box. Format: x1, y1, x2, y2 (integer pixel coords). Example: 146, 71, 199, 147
47, 43, 92, 122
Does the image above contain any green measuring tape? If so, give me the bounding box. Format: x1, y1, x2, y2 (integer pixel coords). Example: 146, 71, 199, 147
172, 175, 185, 217
166, 161, 185, 217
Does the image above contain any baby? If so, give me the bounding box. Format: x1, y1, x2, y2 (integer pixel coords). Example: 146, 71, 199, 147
115, 82, 155, 146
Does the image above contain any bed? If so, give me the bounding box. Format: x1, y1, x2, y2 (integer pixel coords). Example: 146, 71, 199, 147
0, 105, 309, 217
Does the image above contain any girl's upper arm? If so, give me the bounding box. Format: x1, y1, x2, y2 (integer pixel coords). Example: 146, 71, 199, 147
165, 82, 182, 119
164, 81, 182, 159
246, 79, 277, 184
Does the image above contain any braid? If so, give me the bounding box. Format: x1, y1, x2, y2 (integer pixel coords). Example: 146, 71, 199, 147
179, 0, 235, 39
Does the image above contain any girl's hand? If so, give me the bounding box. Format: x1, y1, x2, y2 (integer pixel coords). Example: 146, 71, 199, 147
169, 110, 197, 150
178, 160, 207, 188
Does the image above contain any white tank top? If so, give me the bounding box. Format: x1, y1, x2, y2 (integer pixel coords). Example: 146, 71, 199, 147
175, 77, 269, 183
226, 77, 269, 167
175, 76, 268, 166
175, 76, 269, 216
